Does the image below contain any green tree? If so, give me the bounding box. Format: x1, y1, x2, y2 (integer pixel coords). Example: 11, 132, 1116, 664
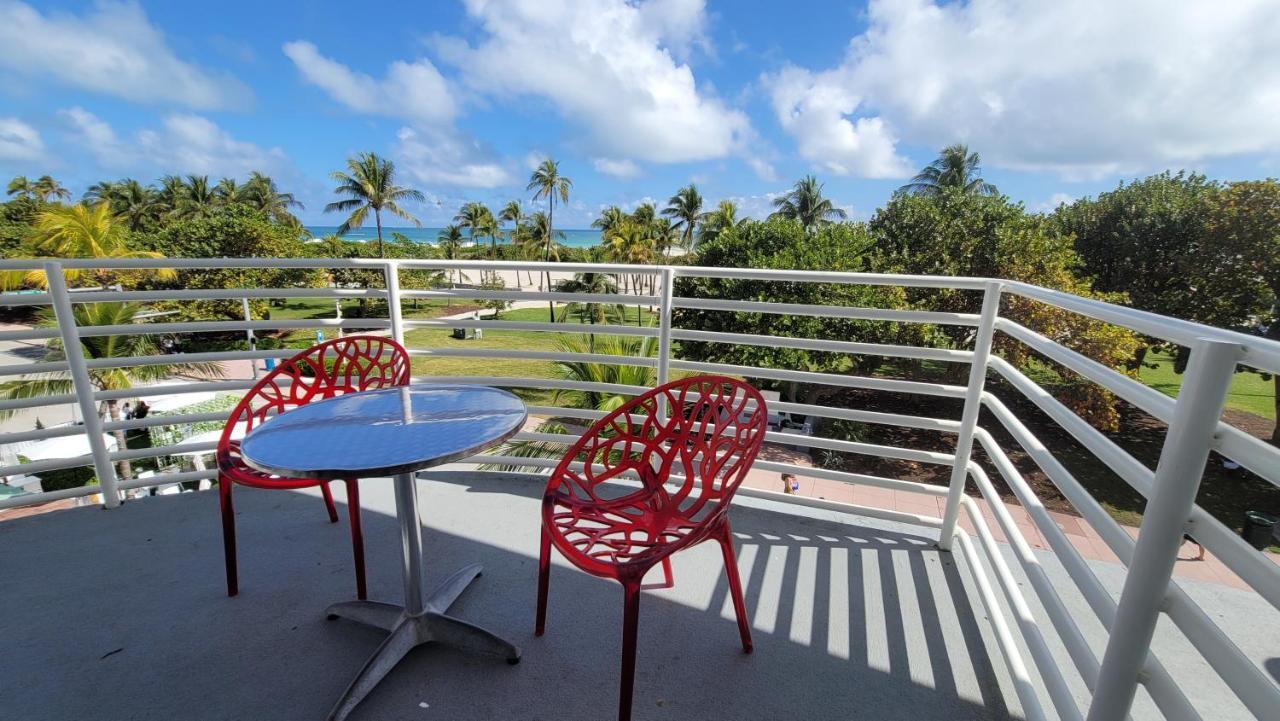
675, 217, 915, 407
499, 200, 527, 288
527, 159, 572, 321
769, 175, 847, 232
0, 302, 223, 480
873, 188, 1141, 430
555, 272, 621, 327
662, 184, 704, 251
592, 205, 627, 238
698, 199, 748, 245
326, 152, 424, 258
33, 176, 71, 203
243, 172, 304, 227
7, 176, 36, 200
900, 143, 998, 197
435, 224, 469, 287
3, 203, 173, 290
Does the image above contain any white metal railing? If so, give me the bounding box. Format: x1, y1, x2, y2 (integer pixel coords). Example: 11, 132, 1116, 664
0, 256, 1278, 721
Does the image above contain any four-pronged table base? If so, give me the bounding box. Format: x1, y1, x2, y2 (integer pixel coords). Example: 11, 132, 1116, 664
323, 563, 521, 721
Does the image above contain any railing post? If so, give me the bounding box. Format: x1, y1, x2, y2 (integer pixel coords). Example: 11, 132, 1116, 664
1086, 338, 1240, 721
383, 261, 404, 347
241, 297, 258, 379
656, 266, 674, 390
938, 280, 1002, 550
44, 261, 120, 508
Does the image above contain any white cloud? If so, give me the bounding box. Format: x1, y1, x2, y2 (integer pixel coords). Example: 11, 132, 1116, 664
0, 1, 250, 109
282, 40, 457, 126
0, 117, 43, 162
1033, 192, 1076, 213
395, 127, 512, 188
438, 0, 750, 164
593, 158, 641, 178
744, 156, 777, 182
764, 0, 1280, 178
61, 107, 288, 178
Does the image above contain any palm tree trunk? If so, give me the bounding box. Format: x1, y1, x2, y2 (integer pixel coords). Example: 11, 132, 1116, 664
375, 209, 385, 259
105, 399, 133, 481
547, 198, 556, 323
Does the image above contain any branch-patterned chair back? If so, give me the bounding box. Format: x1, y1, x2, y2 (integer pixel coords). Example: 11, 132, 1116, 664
544, 375, 768, 571
217, 336, 411, 485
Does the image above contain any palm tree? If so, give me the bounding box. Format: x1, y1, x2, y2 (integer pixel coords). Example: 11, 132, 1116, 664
2, 203, 173, 290
499, 200, 527, 288
662, 184, 704, 252
173, 175, 217, 219
900, 143, 998, 197
769, 175, 847, 232
113, 180, 160, 231
527, 159, 572, 321
326, 152, 425, 258
454, 202, 498, 281
592, 206, 628, 238
156, 175, 186, 215
479, 332, 657, 471
7, 176, 35, 199
244, 172, 304, 226
631, 202, 656, 227
83, 180, 120, 205
646, 216, 680, 265
436, 225, 469, 288
33, 176, 71, 202
607, 220, 656, 323
214, 177, 244, 205
698, 200, 748, 245
554, 272, 621, 326
0, 302, 223, 480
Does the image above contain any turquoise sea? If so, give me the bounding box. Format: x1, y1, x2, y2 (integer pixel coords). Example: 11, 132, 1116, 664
305, 225, 602, 248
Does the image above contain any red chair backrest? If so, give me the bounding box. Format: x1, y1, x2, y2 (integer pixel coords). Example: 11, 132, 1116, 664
546, 375, 768, 526
217, 336, 411, 460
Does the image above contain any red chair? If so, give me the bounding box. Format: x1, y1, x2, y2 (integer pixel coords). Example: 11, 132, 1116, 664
217, 335, 411, 598
536, 375, 768, 721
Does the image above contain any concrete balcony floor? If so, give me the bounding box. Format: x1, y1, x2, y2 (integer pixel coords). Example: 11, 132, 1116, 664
1, 471, 1274, 720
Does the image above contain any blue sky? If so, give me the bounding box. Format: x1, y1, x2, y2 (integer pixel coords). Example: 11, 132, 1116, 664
1, 0, 1278, 228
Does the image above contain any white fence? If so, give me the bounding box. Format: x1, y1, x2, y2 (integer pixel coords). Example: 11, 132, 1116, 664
1, 256, 1278, 721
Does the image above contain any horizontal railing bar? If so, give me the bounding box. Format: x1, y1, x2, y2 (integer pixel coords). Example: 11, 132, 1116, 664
1183, 505, 1280, 611
0, 360, 69, 376
671, 296, 981, 326
950, 530, 1047, 721
111, 442, 214, 462
0, 327, 59, 342
400, 288, 660, 305
1003, 280, 1280, 374
997, 318, 1280, 489
84, 350, 293, 371
736, 483, 945, 527
0, 454, 92, 476
963, 466, 1105, 695
769, 400, 962, 433
958, 494, 1084, 721
669, 359, 969, 398
63, 287, 386, 305
408, 348, 658, 367
0, 423, 86, 444
408, 375, 651, 396
96, 380, 259, 401
762, 432, 956, 466
751, 458, 950, 497
116, 468, 217, 491
1162, 587, 1280, 718
0, 392, 77, 412
674, 266, 993, 290
0, 482, 100, 510
101, 411, 233, 433
74, 318, 390, 338
671, 328, 973, 363
524, 405, 605, 422
402, 318, 659, 337
986, 357, 1155, 496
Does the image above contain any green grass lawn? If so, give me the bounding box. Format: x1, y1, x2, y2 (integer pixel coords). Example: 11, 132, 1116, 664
1139, 351, 1275, 420
405, 304, 656, 406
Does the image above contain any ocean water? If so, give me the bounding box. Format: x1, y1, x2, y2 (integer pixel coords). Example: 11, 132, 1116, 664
305, 226, 602, 248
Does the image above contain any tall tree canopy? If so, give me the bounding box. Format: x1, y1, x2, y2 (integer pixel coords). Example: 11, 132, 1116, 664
326, 152, 424, 258
769, 175, 847, 232
900, 144, 998, 197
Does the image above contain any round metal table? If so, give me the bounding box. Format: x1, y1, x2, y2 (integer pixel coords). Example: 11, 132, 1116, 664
239, 384, 528, 721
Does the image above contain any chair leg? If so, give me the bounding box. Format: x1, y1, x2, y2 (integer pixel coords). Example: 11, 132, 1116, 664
535, 527, 551, 636
345, 480, 367, 601
660, 557, 674, 587
219, 478, 238, 597
717, 522, 753, 653
321, 481, 339, 523
619, 580, 642, 721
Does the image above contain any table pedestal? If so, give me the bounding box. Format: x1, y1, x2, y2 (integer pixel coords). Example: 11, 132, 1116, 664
323, 473, 520, 721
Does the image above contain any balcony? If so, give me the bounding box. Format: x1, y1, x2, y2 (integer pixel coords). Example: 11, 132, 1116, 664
1, 257, 1279, 721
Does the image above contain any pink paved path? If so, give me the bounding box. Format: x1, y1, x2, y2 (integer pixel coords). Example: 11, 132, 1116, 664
741, 443, 1279, 592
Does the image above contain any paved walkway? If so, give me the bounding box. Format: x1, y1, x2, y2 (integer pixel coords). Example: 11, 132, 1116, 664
748, 460, 1280, 592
